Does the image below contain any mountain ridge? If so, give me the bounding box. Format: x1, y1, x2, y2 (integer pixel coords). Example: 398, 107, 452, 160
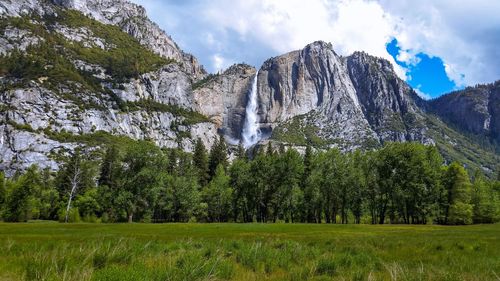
0, 0, 498, 176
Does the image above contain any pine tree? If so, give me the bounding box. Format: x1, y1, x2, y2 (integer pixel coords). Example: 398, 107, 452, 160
193, 138, 209, 186
236, 143, 246, 160
208, 135, 228, 178
167, 148, 178, 175
278, 143, 286, 154
98, 145, 120, 187
0, 171, 5, 207
303, 145, 313, 182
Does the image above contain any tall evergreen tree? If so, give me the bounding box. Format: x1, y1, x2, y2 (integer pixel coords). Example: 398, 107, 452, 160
193, 138, 209, 186
0, 171, 5, 208
98, 145, 121, 188
266, 142, 274, 156
236, 143, 246, 160
208, 135, 228, 178
167, 148, 178, 175
303, 145, 313, 182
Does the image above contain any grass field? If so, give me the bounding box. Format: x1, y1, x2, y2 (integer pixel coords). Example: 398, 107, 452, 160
0, 223, 498, 281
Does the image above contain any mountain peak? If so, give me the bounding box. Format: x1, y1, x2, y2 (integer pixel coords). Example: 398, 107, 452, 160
0, 1, 498, 176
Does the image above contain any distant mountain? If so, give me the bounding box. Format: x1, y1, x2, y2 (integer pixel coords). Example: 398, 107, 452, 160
0, 0, 498, 176
428, 81, 500, 150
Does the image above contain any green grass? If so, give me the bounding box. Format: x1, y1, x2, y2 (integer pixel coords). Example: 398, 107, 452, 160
0, 223, 498, 280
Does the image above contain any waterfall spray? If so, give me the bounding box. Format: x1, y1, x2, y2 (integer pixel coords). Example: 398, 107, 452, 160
242, 71, 261, 148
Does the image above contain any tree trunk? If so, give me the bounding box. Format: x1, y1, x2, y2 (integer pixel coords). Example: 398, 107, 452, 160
65, 166, 81, 223
65, 195, 73, 223
128, 213, 133, 223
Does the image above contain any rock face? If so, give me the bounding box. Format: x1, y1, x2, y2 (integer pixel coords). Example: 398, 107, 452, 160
0, 0, 218, 174
428, 81, 500, 144
1, 0, 205, 78
193, 64, 256, 140
257, 41, 430, 149
0, 0, 498, 175
52, 0, 206, 78
346, 51, 429, 143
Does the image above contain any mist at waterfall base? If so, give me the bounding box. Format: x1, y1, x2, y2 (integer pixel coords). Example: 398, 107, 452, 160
241, 72, 262, 148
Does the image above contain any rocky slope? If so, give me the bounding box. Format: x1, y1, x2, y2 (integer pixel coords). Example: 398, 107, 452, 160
428, 81, 500, 148
254, 42, 498, 173
259, 41, 431, 150
0, 0, 217, 174
0, 0, 498, 176
0, 0, 205, 78
193, 64, 256, 140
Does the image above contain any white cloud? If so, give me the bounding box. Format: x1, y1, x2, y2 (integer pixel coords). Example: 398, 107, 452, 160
380, 0, 500, 86
212, 54, 233, 72
133, 0, 500, 87
413, 85, 432, 100
202, 0, 406, 77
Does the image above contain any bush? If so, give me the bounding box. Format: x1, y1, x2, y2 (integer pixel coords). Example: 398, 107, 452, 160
58, 207, 81, 223
448, 202, 473, 225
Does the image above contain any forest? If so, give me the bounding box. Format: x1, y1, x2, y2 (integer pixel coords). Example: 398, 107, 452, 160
1, 137, 499, 225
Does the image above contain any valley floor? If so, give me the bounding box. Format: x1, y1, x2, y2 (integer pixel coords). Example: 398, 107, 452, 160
0, 223, 498, 281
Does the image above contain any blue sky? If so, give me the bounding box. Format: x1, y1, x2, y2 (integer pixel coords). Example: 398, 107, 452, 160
386, 39, 457, 98
132, 0, 500, 99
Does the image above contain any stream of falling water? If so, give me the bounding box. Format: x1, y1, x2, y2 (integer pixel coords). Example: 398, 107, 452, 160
242, 71, 261, 148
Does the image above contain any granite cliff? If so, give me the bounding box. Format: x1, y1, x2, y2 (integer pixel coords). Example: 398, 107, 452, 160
0, 0, 498, 176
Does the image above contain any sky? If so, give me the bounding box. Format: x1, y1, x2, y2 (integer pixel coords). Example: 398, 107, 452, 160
131, 0, 500, 99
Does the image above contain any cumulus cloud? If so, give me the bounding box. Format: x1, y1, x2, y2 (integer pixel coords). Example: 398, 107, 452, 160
132, 0, 500, 87
200, 0, 406, 77
381, 0, 500, 86
211, 53, 234, 72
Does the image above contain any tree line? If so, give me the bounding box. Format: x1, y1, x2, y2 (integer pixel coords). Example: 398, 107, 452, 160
1, 137, 499, 224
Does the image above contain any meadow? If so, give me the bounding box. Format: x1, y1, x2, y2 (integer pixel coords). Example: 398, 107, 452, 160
0, 223, 498, 281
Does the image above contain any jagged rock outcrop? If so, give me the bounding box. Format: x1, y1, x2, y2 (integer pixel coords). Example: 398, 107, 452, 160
52, 0, 206, 78
259, 42, 363, 123
0, 0, 51, 17
1, 0, 205, 78
118, 64, 195, 109
346, 51, 429, 143
257, 41, 431, 149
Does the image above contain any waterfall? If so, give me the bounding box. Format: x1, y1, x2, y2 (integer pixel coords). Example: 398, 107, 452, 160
242, 71, 261, 148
